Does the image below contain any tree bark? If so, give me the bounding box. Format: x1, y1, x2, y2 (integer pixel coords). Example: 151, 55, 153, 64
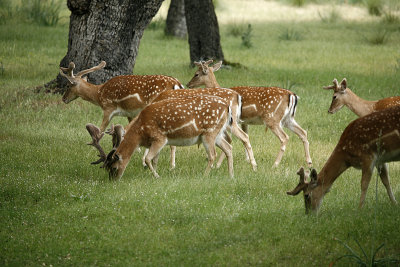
51, 0, 164, 93
165, 0, 187, 38
184, 0, 224, 65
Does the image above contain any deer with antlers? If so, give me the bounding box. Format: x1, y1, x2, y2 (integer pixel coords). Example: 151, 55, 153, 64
87, 95, 235, 179
59, 61, 184, 132
187, 60, 312, 167
150, 87, 258, 171
287, 105, 400, 214
323, 78, 400, 117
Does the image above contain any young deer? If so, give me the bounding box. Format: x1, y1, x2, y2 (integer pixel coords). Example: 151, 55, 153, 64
187, 60, 312, 167
287, 105, 400, 214
151, 88, 257, 171
60, 61, 184, 132
323, 78, 400, 117
87, 95, 234, 179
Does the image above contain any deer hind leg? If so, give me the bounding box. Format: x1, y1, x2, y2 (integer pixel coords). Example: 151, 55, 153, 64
285, 119, 312, 167
269, 124, 289, 167
216, 137, 234, 178
230, 123, 257, 171
378, 163, 397, 205
144, 139, 167, 178
216, 131, 231, 169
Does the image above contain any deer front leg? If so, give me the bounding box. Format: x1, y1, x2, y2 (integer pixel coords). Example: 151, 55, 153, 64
378, 163, 397, 205
216, 137, 234, 178
202, 135, 217, 176
144, 139, 167, 178
100, 108, 114, 132
269, 124, 289, 167
169, 146, 176, 170
359, 163, 374, 208
216, 131, 231, 168
230, 124, 257, 171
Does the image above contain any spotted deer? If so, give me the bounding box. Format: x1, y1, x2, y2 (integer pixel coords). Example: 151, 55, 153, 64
187, 60, 312, 167
287, 106, 400, 214
60, 61, 184, 132
323, 78, 400, 117
151, 88, 257, 170
87, 95, 234, 179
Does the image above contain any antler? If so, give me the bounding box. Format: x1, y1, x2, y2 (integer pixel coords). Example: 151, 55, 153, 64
76, 61, 106, 78
286, 167, 309, 196
105, 124, 125, 149
86, 123, 106, 165
323, 78, 339, 90
59, 62, 76, 84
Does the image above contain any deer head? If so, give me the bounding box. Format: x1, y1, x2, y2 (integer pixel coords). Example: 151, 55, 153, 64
60, 61, 106, 103
287, 167, 319, 214
86, 123, 126, 179
323, 78, 348, 114
187, 60, 222, 88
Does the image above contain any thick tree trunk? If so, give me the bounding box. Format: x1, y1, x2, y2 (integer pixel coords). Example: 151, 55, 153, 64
184, 0, 224, 65
165, 0, 187, 38
51, 0, 164, 93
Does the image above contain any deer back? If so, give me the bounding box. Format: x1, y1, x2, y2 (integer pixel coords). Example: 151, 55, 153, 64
336, 105, 400, 166
374, 96, 400, 111
98, 75, 184, 109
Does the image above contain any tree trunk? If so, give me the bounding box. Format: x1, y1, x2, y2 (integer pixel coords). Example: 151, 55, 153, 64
165, 0, 187, 38
184, 0, 224, 65
51, 0, 164, 93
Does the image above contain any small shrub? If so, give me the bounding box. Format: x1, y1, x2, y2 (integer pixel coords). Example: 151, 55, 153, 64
319, 8, 341, 23
148, 17, 165, 31
292, 0, 306, 7
364, 29, 390, 45
381, 11, 400, 24
227, 23, 245, 37
365, 0, 383, 16
241, 24, 253, 48
23, 0, 62, 26
278, 27, 303, 41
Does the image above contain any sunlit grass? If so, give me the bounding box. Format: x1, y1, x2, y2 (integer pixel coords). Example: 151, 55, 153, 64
1, 2, 400, 266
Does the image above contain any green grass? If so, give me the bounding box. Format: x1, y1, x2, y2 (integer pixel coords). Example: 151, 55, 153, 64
1, 6, 400, 267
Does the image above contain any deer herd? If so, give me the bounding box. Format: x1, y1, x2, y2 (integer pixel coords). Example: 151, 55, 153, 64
60, 60, 400, 214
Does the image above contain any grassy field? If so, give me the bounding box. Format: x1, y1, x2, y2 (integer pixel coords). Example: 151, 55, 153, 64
1, 0, 400, 266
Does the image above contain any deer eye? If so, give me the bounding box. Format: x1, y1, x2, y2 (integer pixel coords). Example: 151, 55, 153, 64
333, 96, 337, 100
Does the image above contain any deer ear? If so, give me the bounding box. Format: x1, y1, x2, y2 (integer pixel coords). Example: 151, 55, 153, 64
212, 61, 222, 72
310, 169, 318, 182
340, 78, 347, 91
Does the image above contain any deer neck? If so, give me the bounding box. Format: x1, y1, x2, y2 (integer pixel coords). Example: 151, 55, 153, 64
116, 127, 142, 165
205, 73, 221, 88
344, 89, 377, 117
77, 80, 102, 106
312, 149, 349, 208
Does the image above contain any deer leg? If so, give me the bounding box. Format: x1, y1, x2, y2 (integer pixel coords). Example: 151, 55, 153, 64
241, 124, 251, 161
216, 131, 231, 168
202, 135, 217, 176
100, 109, 114, 132
142, 149, 149, 168
285, 119, 312, 167
269, 124, 289, 167
378, 163, 397, 205
216, 137, 234, 178
170, 146, 176, 170
359, 163, 374, 208
144, 139, 167, 178
230, 123, 257, 171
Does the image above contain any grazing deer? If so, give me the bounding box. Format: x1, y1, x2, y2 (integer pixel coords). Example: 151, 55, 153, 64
287, 106, 400, 214
187, 60, 312, 167
87, 95, 234, 179
151, 88, 257, 171
323, 78, 400, 117
59, 61, 184, 132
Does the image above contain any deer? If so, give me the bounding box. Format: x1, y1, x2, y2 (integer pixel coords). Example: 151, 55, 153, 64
59, 60, 184, 168
323, 78, 400, 117
150, 87, 258, 171
187, 60, 312, 167
287, 105, 400, 214
87, 95, 235, 179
